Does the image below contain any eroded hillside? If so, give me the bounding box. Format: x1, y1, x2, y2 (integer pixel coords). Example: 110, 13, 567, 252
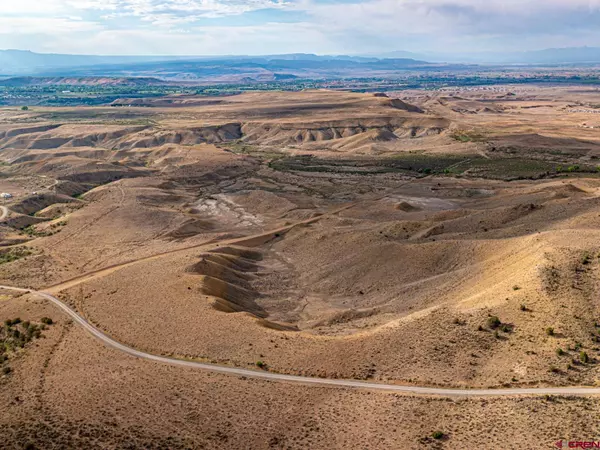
2, 88, 600, 448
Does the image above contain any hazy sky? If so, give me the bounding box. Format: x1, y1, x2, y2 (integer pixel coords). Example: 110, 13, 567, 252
2, 0, 600, 55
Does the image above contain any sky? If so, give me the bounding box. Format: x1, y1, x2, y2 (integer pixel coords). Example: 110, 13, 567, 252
1, 0, 600, 55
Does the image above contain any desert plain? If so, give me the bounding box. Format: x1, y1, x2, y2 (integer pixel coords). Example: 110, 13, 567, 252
1, 87, 600, 448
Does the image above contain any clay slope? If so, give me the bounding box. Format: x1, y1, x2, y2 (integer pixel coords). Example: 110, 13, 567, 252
0, 124, 242, 151
189, 246, 267, 317
241, 117, 449, 146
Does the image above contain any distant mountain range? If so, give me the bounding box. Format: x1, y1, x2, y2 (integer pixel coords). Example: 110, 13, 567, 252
0, 50, 424, 76
2, 47, 600, 81
369, 47, 600, 64
0, 50, 438, 82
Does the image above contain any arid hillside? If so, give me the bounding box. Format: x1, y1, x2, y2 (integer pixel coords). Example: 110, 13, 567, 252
1, 88, 600, 449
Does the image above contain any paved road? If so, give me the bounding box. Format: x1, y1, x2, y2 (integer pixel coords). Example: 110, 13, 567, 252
3, 284, 600, 397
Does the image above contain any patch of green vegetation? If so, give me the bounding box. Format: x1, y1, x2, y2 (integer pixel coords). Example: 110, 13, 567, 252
22, 225, 49, 238
470, 158, 560, 180
222, 141, 283, 161
1, 317, 52, 375
0, 247, 33, 265
581, 252, 592, 265
580, 351, 589, 364
450, 129, 487, 143
487, 316, 502, 329
557, 165, 581, 173
269, 153, 579, 181
432, 431, 445, 440
269, 154, 472, 177
256, 360, 267, 369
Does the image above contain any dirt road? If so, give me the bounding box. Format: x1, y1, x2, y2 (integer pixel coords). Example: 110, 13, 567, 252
4, 284, 600, 397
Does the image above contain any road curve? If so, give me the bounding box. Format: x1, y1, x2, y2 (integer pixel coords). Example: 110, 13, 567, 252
4, 284, 600, 397
0, 206, 8, 221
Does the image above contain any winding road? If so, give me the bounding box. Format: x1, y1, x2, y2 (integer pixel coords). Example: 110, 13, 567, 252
2, 184, 600, 397
3, 284, 600, 397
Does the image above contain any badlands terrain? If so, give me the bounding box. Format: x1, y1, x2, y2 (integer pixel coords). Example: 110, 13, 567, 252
1, 87, 600, 447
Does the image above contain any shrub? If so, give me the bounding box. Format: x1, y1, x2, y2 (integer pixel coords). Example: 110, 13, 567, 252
513, 285, 521, 291
2, 366, 11, 375
556, 348, 565, 356
432, 431, 445, 440
580, 351, 589, 364
40, 317, 53, 325
520, 304, 528, 312
501, 324, 513, 333
0, 247, 33, 264
546, 327, 555, 336
487, 316, 501, 329
256, 360, 266, 369
20, 106, 28, 111
582, 253, 592, 265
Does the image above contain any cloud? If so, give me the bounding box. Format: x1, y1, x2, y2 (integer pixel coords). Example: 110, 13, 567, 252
95, 0, 290, 20
36, 21, 329, 55
3, 0, 600, 54
304, 0, 600, 35
0, 16, 101, 34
